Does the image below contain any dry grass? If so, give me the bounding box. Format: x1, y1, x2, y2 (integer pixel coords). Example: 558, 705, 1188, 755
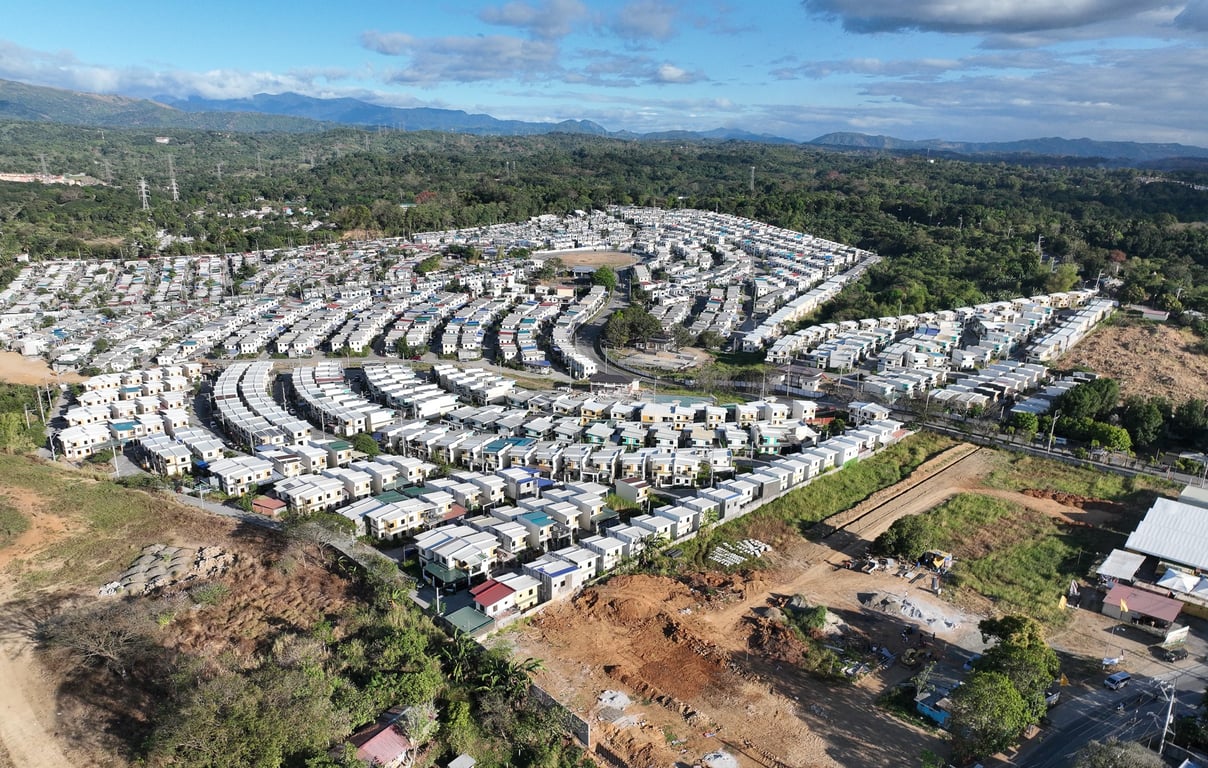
0, 454, 234, 592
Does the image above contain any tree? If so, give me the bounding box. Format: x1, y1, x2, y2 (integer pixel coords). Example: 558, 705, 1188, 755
872, 514, 931, 560
592, 265, 617, 291
1008, 411, 1039, 440
1119, 395, 1167, 450
149, 663, 353, 768
948, 671, 1033, 761
1173, 398, 1208, 443
38, 600, 155, 677
1074, 738, 1163, 768
351, 432, 381, 458
975, 615, 1060, 725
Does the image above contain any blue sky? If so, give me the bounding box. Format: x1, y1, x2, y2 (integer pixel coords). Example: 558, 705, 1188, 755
2, 0, 1207, 144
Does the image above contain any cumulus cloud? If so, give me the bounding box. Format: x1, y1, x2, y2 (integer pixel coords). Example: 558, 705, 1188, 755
366, 33, 560, 85
853, 44, 1208, 142
774, 50, 1059, 80
564, 49, 707, 86
800, 0, 1171, 34
0, 39, 361, 100
607, 0, 680, 41
478, 0, 588, 39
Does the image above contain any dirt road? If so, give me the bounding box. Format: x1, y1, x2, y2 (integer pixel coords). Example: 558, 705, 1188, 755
0, 640, 71, 768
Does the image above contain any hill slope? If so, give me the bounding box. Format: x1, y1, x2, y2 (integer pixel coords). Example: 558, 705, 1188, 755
810, 131, 1208, 164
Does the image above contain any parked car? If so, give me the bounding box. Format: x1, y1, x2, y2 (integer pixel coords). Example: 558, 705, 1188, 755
1163, 646, 1189, 663
1104, 671, 1131, 690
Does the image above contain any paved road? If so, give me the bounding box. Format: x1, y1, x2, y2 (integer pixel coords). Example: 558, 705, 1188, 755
1019, 676, 1180, 767
171, 491, 283, 531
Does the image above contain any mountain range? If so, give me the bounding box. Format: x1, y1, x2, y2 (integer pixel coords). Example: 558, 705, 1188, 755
2, 77, 1207, 165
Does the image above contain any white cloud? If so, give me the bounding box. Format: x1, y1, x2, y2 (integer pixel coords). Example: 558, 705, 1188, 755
607, 0, 680, 41
362, 32, 561, 85
478, 0, 588, 39
801, 0, 1174, 34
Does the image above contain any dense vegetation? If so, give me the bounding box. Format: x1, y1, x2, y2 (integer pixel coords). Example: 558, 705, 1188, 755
2, 122, 1207, 322
38, 524, 589, 768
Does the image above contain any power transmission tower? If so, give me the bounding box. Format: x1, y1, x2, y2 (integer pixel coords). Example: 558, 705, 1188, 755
39, 153, 50, 177
749, 166, 755, 192
102, 159, 113, 183
215, 161, 223, 181
138, 177, 150, 210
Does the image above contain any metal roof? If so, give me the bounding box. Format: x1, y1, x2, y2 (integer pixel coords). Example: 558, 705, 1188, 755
1125, 497, 1208, 571
1096, 549, 1146, 582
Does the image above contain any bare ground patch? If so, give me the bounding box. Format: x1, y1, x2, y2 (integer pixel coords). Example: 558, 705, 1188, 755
1057, 321, 1208, 402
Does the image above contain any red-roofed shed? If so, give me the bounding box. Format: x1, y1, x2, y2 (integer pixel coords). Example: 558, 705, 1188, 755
1102, 583, 1182, 626
350, 708, 413, 768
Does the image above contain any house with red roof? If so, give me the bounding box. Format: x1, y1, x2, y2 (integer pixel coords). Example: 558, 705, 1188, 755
470, 578, 517, 617
349, 707, 414, 768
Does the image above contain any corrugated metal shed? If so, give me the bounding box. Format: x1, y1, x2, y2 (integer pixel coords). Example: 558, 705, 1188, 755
1125, 497, 1208, 571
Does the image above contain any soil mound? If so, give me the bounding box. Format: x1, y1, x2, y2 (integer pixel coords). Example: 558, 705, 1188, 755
573, 575, 696, 625
1022, 489, 1123, 514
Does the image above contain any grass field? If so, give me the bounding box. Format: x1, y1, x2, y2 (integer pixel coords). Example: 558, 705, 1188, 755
0, 454, 230, 591
983, 452, 1175, 502
914, 492, 1124, 625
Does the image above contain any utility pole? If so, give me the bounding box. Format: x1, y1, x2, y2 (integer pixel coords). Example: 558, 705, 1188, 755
1047, 410, 1062, 453
1158, 681, 1177, 756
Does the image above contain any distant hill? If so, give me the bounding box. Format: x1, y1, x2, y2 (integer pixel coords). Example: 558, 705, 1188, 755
160, 92, 611, 137
3, 78, 1208, 164
0, 79, 328, 133
809, 131, 1208, 165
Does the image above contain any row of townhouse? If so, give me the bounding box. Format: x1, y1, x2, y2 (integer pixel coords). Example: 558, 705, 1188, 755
291, 362, 399, 437
61, 397, 221, 459
427, 417, 908, 630
497, 297, 561, 372
382, 292, 470, 355
328, 297, 415, 355
928, 361, 1051, 413
219, 297, 315, 357
280, 295, 374, 357
440, 295, 517, 361
803, 327, 897, 371
80, 364, 203, 395
550, 286, 608, 379
213, 362, 313, 449
743, 256, 881, 354
363, 364, 460, 420
133, 425, 227, 474
1026, 298, 1117, 363
67, 391, 189, 426
764, 289, 1095, 367
431, 365, 516, 405
272, 453, 438, 517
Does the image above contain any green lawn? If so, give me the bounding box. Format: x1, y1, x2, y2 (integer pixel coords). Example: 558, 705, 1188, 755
913, 493, 1124, 625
